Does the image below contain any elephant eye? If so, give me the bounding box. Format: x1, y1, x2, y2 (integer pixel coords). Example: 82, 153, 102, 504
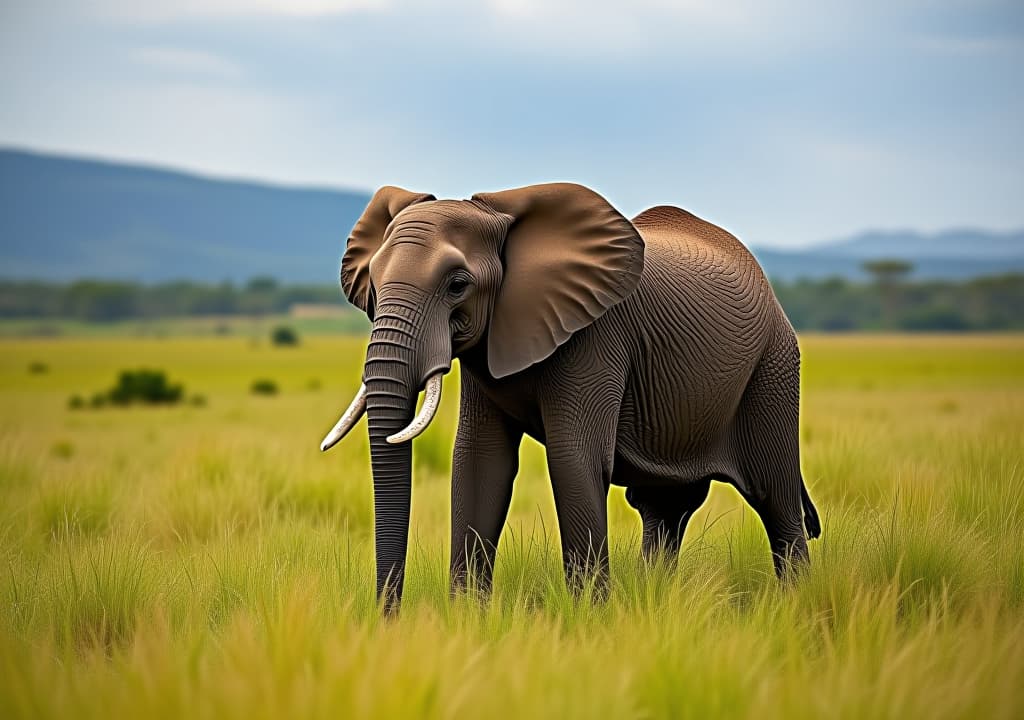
448, 278, 470, 296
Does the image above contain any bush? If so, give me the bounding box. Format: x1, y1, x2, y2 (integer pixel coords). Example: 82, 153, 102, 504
251, 379, 278, 396
70, 369, 190, 410
28, 361, 49, 374
189, 394, 208, 407
271, 325, 299, 347
107, 370, 184, 406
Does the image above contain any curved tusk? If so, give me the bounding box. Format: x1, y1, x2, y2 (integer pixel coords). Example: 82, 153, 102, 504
320, 383, 368, 452
386, 373, 443, 444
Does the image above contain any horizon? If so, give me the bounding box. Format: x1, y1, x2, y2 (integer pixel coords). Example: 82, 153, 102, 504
3, 144, 1022, 253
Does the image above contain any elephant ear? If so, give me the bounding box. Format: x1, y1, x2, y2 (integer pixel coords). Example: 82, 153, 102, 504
341, 186, 435, 315
472, 183, 645, 379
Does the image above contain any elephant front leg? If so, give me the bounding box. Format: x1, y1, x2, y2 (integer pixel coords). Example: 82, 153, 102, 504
540, 366, 624, 598
546, 444, 612, 597
449, 373, 523, 596
544, 395, 618, 598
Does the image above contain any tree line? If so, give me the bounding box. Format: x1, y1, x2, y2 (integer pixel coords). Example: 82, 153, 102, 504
1, 269, 1022, 331
774, 272, 1023, 331
0, 276, 341, 321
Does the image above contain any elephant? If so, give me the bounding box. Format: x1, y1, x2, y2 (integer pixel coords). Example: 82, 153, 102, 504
320, 182, 821, 612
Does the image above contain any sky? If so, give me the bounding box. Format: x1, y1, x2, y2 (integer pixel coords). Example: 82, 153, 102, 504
1, 0, 1022, 248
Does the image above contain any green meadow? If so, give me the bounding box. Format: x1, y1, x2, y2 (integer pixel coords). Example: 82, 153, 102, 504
1, 333, 1022, 718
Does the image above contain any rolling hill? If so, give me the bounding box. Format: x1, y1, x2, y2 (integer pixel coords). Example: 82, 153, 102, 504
2, 148, 1022, 282
0, 148, 370, 283
752, 228, 1024, 281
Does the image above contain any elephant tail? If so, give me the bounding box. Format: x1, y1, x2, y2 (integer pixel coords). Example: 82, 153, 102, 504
801, 484, 821, 540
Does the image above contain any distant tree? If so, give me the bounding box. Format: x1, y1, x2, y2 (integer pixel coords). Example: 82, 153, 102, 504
862, 259, 913, 283
250, 379, 279, 396
900, 306, 969, 331
271, 325, 299, 346
246, 276, 278, 293
63, 281, 140, 321
63, 369, 186, 409
863, 259, 913, 329
240, 276, 278, 316
4, 273, 1022, 332
107, 369, 184, 405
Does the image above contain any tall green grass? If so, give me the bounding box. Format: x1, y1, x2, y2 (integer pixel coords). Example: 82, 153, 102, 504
1, 335, 1022, 718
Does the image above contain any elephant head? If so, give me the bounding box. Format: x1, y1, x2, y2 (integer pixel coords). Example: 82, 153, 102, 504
319, 183, 644, 610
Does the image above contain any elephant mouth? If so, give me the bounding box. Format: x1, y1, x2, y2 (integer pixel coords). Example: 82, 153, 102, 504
319, 371, 446, 451
383, 372, 444, 444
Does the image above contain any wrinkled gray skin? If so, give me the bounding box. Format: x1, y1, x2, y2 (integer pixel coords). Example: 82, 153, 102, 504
325, 183, 821, 612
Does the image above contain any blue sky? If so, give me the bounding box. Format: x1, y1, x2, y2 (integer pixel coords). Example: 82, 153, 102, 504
1, 0, 1021, 248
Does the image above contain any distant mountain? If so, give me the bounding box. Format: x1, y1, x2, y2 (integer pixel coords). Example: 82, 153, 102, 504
2, 148, 1022, 283
813, 228, 1024, 260
752, 249, 1024, 282
0, 148, 371, 283
751, 228, 1024, 281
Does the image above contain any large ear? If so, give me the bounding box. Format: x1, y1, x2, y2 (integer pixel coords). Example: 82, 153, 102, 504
340, 186, 435, 315
472, 183, 644, 379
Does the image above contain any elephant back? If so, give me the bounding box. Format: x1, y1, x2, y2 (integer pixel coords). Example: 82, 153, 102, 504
632, 205, 763, 269
629, 204, 778, 342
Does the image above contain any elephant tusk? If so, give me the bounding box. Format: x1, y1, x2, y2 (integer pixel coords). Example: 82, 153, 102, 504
320, 383, 368, 452
386, 373, 443, 445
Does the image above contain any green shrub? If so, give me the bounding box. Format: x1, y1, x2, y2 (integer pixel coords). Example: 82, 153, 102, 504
107, 369, 184, 405
271, 325, 299, 347
28, 361, 49, 374
250, 379, 278, 396
71, 369, 190, 409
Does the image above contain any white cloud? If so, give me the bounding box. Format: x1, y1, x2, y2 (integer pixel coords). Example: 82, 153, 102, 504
80, 0, 977, 60
87, 0, 809, 38
93, 0, 748, 21
4, 0, 1021, 247
1, 79, 331, 186
92, 0, 390, 22
487, 0, 748, 25
134, 47, 242, 79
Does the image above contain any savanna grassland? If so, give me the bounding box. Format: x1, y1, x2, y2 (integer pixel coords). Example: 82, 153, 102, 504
1, 333, 1022, 719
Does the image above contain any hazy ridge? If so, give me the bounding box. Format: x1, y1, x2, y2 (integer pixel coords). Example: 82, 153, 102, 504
2, 148, 1022, 282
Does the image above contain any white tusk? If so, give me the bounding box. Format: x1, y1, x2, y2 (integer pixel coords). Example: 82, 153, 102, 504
386, 373, 443, 444
320, 383, 368, 452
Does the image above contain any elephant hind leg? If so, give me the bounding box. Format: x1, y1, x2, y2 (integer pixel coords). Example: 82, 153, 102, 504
738, 458, 810, 580
801, 484, 821, 540
733, 333, 813, 579
751, 498, 809, 580
625, 481, 712, 562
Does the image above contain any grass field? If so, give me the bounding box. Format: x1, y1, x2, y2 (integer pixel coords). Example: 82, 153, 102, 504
1, 334, 1022, 718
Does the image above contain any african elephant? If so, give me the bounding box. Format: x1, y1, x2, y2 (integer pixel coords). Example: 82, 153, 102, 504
320, 183, 821, 611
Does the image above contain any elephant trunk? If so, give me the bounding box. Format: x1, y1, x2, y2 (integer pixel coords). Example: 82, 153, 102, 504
362, 290, 450, 612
